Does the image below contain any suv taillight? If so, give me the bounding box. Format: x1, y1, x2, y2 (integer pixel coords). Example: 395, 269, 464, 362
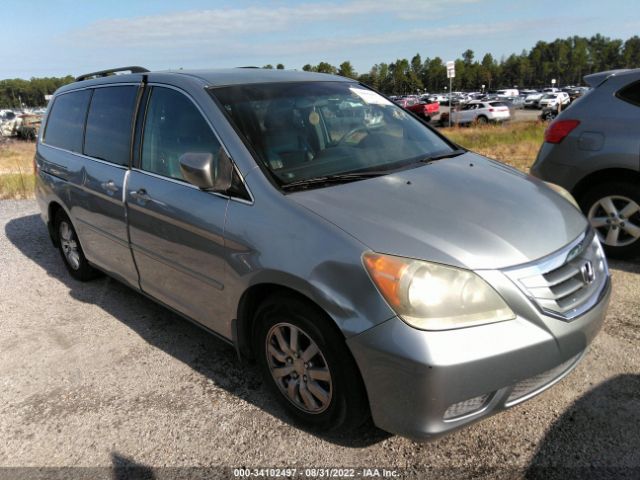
544, 119, 580, 144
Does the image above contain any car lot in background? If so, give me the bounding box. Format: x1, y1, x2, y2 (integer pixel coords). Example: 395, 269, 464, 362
448, 100, 511, 125
533, 68, 640, 259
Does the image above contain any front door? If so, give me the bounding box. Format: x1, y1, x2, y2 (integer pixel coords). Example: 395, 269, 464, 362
126, 86, 229, 334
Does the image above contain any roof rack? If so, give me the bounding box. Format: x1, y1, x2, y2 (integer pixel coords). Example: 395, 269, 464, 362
75, 66, 150, 82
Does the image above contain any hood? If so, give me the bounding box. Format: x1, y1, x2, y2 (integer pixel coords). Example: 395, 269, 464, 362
290, 153, 587, 270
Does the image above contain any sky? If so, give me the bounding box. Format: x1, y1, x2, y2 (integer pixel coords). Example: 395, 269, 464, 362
1, 0, 639, 79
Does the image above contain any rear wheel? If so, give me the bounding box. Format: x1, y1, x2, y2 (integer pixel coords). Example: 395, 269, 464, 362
254, 294, 369, 432
475, 115, 488, 125
54, 211, 100, 281
580, 181, 640, 259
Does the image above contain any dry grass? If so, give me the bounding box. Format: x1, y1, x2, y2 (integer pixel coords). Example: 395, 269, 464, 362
0, 140, 36, 199
441, 121, 546, 173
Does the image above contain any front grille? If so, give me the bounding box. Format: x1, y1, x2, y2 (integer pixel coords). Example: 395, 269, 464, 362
505, 352, 582, 406
503, 230, 609, 320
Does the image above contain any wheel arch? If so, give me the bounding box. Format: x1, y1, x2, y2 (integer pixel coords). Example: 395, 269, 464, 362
47, 201, 67, 246
235, 282, 346, 361
572, 168, 640, 203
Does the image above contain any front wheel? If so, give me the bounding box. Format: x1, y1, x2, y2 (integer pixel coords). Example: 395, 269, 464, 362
254, 294, 369, 432
580, 181, 640, 259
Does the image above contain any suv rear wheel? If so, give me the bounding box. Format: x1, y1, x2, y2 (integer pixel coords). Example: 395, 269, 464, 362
580, 182, 640, 259
253, 293, 369, 432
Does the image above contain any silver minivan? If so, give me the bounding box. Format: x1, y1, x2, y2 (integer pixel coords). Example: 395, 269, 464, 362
35, 67, 610, 440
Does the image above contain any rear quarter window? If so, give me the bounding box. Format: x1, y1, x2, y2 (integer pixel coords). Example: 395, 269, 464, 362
617, 80, 640, 107
44, 90, 91, 153
84, 86, 139, 166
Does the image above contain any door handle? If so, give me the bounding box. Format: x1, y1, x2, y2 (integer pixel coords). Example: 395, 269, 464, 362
130, 188, 151, 203
100, 180, 118, 194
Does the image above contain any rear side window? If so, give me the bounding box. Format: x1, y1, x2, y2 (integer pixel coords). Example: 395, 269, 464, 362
617, 81, 640, 107
84, 86, 139, 166
141, 87, 222, 181
490, 102, 508, 107
44, 90, 91, 152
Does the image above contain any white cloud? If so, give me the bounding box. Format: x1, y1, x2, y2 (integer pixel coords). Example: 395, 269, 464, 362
68, 0, 479, 47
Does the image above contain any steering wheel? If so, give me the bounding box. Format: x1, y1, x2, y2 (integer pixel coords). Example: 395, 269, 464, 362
337, 126, 370, 146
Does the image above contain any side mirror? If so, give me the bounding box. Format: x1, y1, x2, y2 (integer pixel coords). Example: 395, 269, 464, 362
179, 149, 233, 192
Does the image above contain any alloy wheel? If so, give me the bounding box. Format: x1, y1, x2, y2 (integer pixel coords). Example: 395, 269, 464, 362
588, 195, 640, 247
265, 322, 333, 414
59, 220, 81, 270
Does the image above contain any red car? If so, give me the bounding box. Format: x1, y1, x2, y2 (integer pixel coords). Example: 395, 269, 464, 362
395, 98, 440, 122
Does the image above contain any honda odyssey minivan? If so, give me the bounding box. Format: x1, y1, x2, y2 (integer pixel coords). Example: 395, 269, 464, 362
35, 66, 610, 440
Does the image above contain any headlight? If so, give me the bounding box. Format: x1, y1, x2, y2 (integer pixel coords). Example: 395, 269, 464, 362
544, 181, 580, 209
362, 253, 515, 330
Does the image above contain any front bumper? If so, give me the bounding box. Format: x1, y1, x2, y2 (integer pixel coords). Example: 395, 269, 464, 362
347, 277, 610, 440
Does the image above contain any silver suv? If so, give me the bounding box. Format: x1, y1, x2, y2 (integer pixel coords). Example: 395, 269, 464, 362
35, 67, 610, 440
533, 69, 640, 259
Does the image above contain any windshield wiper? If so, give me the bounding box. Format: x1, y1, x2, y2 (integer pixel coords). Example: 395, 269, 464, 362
420, 149, 467, 163
281, 171, 388, 191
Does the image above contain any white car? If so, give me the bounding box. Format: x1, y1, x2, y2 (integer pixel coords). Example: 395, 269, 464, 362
538, 92, 570, 109
496, 89, 519, 97
450, 101, 511, 125
524, 88, 562, 108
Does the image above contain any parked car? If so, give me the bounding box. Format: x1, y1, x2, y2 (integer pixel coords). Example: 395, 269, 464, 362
449, 100, 511, 125
405, 99, 440, 122
504, 96, 525, 109
16, 113, 43, 141
393, 97, 420, 108
524, 88, 561, 109
538, 92, 570, 109
533, 68, 640, 258
496, 89, 519, 98
36, 66, 610, 441
0, 109, 19, 136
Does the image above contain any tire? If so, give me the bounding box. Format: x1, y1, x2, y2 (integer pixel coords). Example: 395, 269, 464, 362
54, 211, 100, 281
476, 115, 488, 125
253, 293, 369, 432
579, 181, 640, 259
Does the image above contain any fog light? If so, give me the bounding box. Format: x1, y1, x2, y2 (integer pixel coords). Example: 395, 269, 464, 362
443, 393, 491, 420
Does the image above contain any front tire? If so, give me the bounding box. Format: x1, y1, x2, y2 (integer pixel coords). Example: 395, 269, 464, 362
54, 211, 100, 281
254, 294, 369, 432
579, 181, 640, 259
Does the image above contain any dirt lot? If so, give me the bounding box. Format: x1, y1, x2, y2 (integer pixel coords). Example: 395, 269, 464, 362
1, 200, 639, 480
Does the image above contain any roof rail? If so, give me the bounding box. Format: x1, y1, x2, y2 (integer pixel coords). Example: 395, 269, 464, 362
75, 66, 150, 82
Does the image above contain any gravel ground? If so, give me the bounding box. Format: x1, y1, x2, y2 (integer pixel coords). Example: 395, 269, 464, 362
1, 200, 639, 480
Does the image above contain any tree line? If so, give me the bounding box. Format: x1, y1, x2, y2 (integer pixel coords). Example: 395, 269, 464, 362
1, 34, 639, 108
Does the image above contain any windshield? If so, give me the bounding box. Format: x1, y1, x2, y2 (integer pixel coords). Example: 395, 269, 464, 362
210, 82, 453, 186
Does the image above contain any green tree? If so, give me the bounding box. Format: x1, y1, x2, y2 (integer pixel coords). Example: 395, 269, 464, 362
623, 36, 640, 68
262, 64, 274, 69
315, 62, 337, 74
337, 61, 357, 79
276, 63, 285, 70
